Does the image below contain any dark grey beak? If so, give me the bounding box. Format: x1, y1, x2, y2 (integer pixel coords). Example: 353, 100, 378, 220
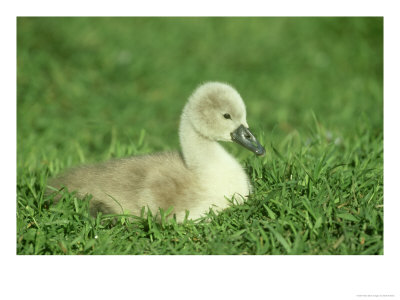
230, 125, 265, 156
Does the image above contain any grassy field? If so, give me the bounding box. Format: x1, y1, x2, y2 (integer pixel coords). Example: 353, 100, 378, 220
17, 17, 383, 255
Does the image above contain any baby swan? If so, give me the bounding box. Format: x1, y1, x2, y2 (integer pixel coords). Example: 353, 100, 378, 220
48, 82, 265, 222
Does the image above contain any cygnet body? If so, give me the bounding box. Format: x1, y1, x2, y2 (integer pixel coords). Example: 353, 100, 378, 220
48, 82, 265, 222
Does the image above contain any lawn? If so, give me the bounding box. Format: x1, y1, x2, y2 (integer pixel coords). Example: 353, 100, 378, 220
17, 17, 383, 255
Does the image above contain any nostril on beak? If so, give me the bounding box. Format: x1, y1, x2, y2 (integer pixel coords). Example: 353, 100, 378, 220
243, 127, 252, 139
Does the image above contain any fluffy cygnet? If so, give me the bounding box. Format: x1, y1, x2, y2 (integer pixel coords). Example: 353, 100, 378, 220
48, 82, 265, 222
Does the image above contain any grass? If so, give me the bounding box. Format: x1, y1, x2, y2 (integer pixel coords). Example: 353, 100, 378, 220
17, 17, 383, 255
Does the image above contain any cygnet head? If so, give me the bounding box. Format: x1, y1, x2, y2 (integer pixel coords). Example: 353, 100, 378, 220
182, 82, 265, 156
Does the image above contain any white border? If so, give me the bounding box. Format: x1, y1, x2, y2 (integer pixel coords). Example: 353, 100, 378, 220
10, 0, 390, 17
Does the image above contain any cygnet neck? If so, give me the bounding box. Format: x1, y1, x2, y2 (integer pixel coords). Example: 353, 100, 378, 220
179, 114, 229, 171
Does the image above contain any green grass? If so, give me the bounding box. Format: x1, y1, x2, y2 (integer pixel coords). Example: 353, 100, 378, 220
17, 17, 383, 255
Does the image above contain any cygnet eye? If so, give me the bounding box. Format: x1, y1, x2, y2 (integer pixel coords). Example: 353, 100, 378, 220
223, 113, 231, 120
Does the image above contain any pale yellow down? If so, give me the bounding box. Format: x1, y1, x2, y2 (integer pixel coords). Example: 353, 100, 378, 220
48, 82, 256, 222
